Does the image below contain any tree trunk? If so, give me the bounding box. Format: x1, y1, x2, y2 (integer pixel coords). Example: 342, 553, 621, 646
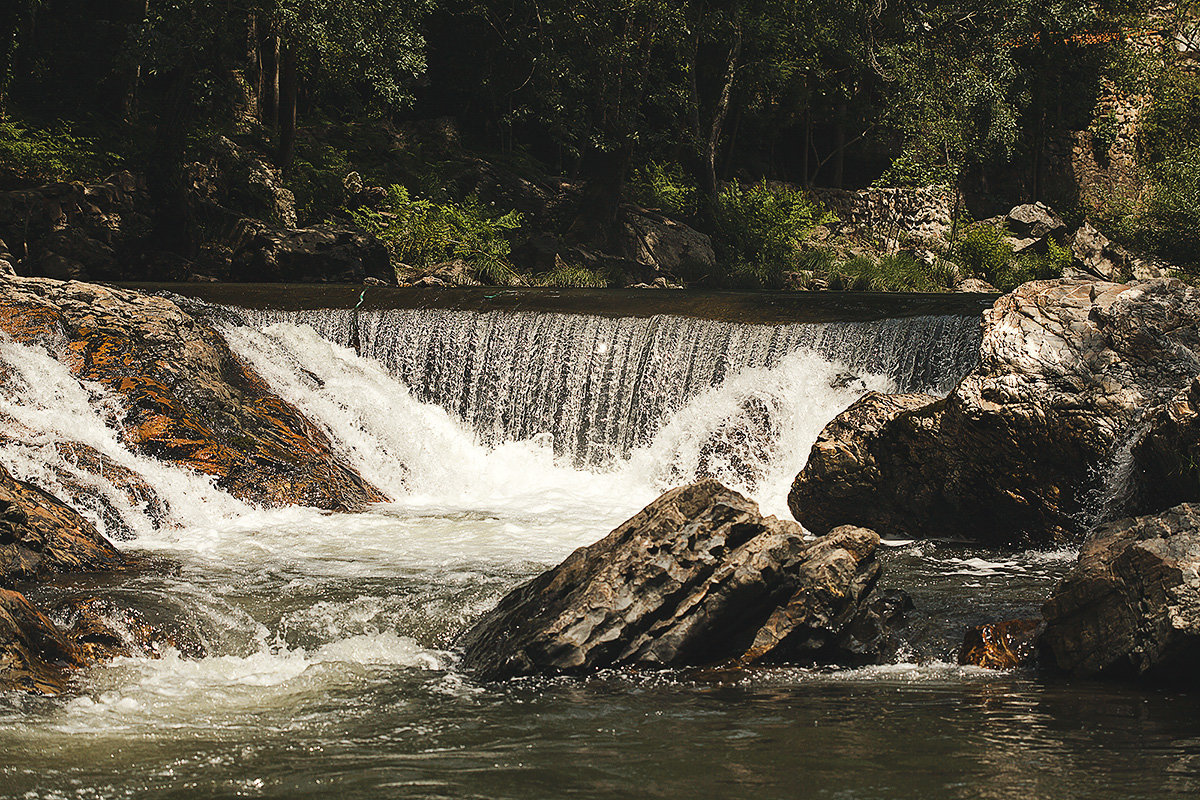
147, 71, 198, 260
700, 18, 741, 199
277, 39, 298, 170
259, 22, 279, 131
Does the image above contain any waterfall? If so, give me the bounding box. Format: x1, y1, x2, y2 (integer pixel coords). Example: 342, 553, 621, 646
238, 308, 981, 468
0, 302, 982, 537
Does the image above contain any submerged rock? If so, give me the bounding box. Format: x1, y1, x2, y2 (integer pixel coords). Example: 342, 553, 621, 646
0, 276, 386, 511
1041, 503, 1200, 680
458, 479, 905, 680
958, 619, 1042, 670
0, 589, 84, 694
791, 279, 1200, 544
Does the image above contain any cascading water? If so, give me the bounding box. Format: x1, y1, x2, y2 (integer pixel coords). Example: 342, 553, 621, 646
239, 307, 981, 469
5, 300, 1183, 800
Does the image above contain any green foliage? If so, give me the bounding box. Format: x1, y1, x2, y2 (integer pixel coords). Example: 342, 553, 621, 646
1088, 110, 1120, 161
276, 0, 431, 111
874, 150, 957, 189
537, 261, 611, 288
954, 225, 1015, 285
288, 141, 353, 224
797, 250, 955, 292
1002, 237, 1074, 292
712, 181, 831, 288
952, 223, 1071, 292
629, 162, 699, 217
352, 185, 524, 284
1139, 69, 1200, 166
1137, 146, 1200, 272
0, 120, 119, 185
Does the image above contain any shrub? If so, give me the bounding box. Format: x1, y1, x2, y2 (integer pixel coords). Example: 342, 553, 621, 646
629, 162, 699, 217
289, 141, 354, 224
953, 225, 1014, 285
352, 185, 524, 284
822, 252, 952, 293
537, 261, 610, 288
1138, 146, 1200, 272
0, 120, 120, 185
712, 181, 832, 288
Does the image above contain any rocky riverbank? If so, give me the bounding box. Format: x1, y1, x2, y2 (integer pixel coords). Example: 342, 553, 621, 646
0, 275, 389, 692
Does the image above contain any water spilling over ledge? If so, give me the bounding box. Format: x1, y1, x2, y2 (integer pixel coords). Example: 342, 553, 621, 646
235, 304, 981, 467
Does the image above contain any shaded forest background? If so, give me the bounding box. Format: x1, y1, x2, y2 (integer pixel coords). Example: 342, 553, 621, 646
0, 0, 1197, 289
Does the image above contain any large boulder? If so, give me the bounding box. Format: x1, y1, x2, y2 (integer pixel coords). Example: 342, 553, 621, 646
617, 207, 717, 284
458, 479, 904, 680
791, 279, 1200, 544
1041, 503, 1200, 680
0, 277, 386, 511
230, 220, 394, 284
1068, 221, 1134, 282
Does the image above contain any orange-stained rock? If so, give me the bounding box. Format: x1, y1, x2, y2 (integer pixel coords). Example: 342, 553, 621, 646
0, 277, 386, 511
50, 442, 169, 538
958, 619, 1042, 670
0, 460, 124, 586
0, 588, 84, 694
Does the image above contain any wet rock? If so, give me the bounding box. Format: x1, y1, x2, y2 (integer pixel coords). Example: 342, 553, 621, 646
791, 279, 1200, 544
0, 276, 386, 511
230, 220, 393, 284
958, 619, 1042, 670
48, 442, 170, 539
51, 595, 203, 662
0, 589, 84, 694
458, 479, 901, 680
789, 392, 944, 539
0, 460, 123, 587
1041, 503, 1200, 680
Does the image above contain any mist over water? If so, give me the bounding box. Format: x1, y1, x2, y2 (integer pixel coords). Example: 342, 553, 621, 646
1, 305, 1197, 799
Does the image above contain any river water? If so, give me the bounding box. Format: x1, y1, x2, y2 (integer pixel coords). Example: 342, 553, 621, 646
1, 296, 1198, 799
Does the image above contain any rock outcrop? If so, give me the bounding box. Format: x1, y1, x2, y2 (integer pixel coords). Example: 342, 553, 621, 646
0, 589, 86, 693
230, 220, 393, 284
458, 479, 905, 680
0, 461, 123, 586
791, 279, 1200, 544
0, 459, 129, 694
1041, 503, 1200, 680
0, 173, 151, 281
0, 277, 386, 511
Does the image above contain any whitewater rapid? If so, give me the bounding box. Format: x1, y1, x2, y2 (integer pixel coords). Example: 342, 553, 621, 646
0, 307, 990, 736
